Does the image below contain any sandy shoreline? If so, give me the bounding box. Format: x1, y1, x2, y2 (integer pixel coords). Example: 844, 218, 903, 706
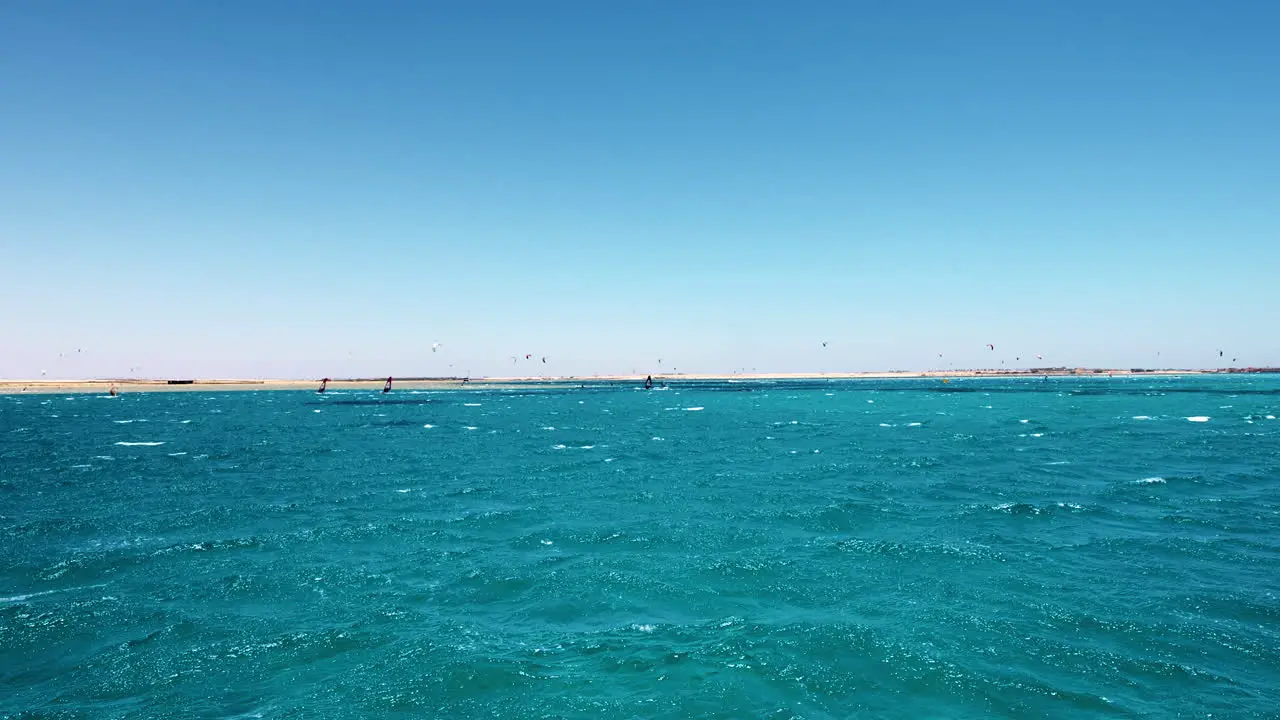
0, 368, 1241, 395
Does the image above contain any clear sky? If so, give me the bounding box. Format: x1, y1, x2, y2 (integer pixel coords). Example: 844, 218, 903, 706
3, 0, 1278, 379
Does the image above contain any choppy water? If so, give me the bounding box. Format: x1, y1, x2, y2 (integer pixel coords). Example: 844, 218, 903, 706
3, 377, 1279, 718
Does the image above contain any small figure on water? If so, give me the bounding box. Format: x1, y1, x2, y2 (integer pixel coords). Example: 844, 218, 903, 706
644, 375, 654, 390
383, 377, 392, 394
317, 378, 329, 393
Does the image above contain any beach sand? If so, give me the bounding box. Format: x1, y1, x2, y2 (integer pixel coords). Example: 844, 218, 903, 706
0, 369, 1214, 395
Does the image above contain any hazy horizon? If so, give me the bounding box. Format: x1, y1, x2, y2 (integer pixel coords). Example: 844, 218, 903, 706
4, 1, 1278, 378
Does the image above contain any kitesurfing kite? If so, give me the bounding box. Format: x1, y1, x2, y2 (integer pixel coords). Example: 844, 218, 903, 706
432, 342, 441, 353
987, 344, 995, 351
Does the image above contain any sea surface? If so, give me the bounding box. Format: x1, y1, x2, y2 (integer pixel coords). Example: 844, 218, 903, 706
3, 376, 1279, 718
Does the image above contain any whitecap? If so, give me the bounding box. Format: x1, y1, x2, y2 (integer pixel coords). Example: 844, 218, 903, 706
580, 445, 595, 449
1, 583, 109, 604
1137, 477, 1166, 484
867, 400, 874, 404
463, 426, 478, 430
542, 426, 556, 431
313, 409, 322, 413
1267, 415, 1277, 420
1186, 416, 1210, 423
423, 424, 434, 428
167, 452, 187, 457
604, 458, 615, 463
651, 436, 664, 441
907, 422, 922, 427
684, 407, 704, 412
1030, 433, 1044, 438
1019, 419, 1029, 424
114, 441, 165, 447
1132, 416, 1152, 420
71, 464, 92, 469
112, 419, 143, 424
553, 444, 567, 450
541, 539, 553, 546
396, 489, 411, 493
632, 624, 655, 633
464, 403, 482, 407
879, 423, 893, 428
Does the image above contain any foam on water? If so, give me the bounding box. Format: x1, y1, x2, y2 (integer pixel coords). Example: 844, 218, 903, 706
113, 441, 165, 447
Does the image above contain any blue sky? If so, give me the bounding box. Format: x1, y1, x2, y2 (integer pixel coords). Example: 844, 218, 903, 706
3, 0, 1278, 378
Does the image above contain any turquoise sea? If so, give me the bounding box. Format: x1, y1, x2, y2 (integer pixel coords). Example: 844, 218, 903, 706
3, 377, 1279, 718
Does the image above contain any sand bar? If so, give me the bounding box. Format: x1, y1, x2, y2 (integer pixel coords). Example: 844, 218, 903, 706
0, 368, 1248, 395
